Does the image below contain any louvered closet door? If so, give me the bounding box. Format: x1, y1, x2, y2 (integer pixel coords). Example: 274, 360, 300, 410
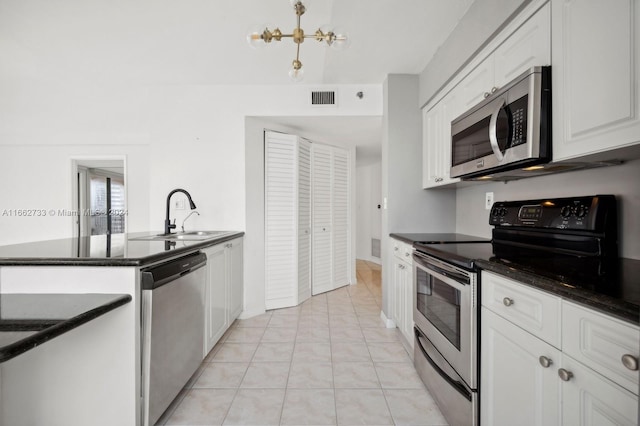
264, 131, 298, 309
332, 147, 349, 288
311, 144, 333, 295
297, 139, 312, 303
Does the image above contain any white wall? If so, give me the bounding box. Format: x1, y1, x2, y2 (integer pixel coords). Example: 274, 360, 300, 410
382, 74, 457, 317
356, 159, 382, 263
456, 159, 640, 259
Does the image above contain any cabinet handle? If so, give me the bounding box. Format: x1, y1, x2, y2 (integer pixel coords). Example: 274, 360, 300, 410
539, 356, 553, 368
503, 297, 514, 307
558, 368, 573, 382
394, 247, 399, 251
483, 92, 490, 99
404, 252, 410, 257
491, 86, 498, 93
621, 354, 639, 371
399, 264, 405, 270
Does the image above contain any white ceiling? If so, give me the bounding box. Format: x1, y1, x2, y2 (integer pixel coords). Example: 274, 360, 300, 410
1, 0, 474, 160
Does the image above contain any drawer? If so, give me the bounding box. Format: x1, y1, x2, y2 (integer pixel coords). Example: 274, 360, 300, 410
481, 271, 561, 347
562, 301, 640, 395
391, 239, 413, 263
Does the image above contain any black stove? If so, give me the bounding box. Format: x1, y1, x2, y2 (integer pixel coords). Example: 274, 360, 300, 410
413, 195, 639, 315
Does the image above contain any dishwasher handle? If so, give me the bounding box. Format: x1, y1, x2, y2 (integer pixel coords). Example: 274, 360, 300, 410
141, 252, 207, 290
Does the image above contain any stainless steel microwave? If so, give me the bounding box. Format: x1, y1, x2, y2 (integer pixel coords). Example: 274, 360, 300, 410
450, 66, 551, 179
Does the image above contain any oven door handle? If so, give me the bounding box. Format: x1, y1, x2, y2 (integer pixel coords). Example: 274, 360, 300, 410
413, 252, 470, 285
415, 327, 472, 401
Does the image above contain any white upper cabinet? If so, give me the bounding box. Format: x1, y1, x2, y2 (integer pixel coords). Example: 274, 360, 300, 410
493, 3, 551, 88
552, 0, 640, 161
460, 2, 551, 112
422, 1, 550, 189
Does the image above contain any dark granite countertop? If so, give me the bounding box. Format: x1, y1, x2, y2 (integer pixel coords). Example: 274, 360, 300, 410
414, 241, 640, 326
0, 293, 131, 363
390, 233, 490, 245
0, 231, 244, 267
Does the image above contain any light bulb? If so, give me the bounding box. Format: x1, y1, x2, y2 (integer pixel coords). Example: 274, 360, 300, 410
288, 67, 305, 82
330, 27, 350, 50
246, 24, 271, 49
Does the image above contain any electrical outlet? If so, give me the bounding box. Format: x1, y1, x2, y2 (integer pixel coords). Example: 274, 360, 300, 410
174, 199, 186, 210
485, 192, 494, 210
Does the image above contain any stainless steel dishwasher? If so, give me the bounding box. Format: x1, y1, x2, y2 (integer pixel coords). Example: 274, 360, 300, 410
140, 251, 206, 426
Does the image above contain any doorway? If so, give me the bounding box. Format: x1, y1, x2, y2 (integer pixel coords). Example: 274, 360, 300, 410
71, 158, 126, 237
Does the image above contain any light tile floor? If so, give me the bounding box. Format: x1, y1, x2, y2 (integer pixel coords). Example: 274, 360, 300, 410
157, 260, 448, 426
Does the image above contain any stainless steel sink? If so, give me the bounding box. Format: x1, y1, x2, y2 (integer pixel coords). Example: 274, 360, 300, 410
129, 231, 233, 241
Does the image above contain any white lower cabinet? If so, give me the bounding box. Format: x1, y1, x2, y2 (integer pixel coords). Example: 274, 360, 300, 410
390, 238, 414, 349
561, 354, 639, 426
203, 237, 244, 355
481, 271, 639, 426
481, 308, 560, 426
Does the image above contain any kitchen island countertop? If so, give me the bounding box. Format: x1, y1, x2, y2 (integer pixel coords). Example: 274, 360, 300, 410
0, 231, 244, 267
0, 293, 131, 363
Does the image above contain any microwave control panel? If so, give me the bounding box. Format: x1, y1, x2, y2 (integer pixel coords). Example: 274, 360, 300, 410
489, 195, 616, 232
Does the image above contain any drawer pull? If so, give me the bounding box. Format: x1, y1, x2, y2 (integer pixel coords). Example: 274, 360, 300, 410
621, 354, 639, 371
539, 356, 552, 368
503, 297, 514, 307
558, 368, 573, 382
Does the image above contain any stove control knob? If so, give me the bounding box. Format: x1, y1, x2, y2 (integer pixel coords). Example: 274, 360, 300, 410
560, 205, 572, 218
500, 208, 508, 217
575, 204, 588, 218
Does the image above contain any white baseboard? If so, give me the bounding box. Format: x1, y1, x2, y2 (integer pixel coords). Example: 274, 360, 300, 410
237, 308, 266, 320
379, 310, 396, 329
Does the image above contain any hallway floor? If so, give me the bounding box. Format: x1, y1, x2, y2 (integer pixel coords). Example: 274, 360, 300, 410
157, 260, 448, 425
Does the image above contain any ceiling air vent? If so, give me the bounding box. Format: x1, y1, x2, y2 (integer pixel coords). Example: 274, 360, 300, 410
310, 90, 337, 107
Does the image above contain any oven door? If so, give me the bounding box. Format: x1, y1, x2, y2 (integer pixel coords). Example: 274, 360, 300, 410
413, 251, 477, 389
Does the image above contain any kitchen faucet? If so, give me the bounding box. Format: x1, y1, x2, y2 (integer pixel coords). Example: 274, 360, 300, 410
181, 210, 200, 233
165, 189, 197, 234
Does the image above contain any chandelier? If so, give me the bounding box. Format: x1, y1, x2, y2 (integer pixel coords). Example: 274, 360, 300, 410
246, 0, 349, 82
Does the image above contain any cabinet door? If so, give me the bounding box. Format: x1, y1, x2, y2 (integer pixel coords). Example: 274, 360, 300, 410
204, 244, 227, 355
392, 258, 404, 331
227, 238, 244, 322
458, 58, 494, 112
562, 301, 640, 394
422, 104, 443, 188
440, 90, 462, 185
552, 0, 640, 160
493, 2, 550, 88
399, 260, 413, 348
481, 308, 560, 426
561, 354, 639, 426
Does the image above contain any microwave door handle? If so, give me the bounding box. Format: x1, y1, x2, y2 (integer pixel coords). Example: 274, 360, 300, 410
489, 98, 506, 162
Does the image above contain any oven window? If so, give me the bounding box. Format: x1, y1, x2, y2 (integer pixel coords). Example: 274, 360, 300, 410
416, 268, 461, 349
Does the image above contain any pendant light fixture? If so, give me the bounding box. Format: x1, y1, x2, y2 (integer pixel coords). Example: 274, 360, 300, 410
246, 0, 349, 82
